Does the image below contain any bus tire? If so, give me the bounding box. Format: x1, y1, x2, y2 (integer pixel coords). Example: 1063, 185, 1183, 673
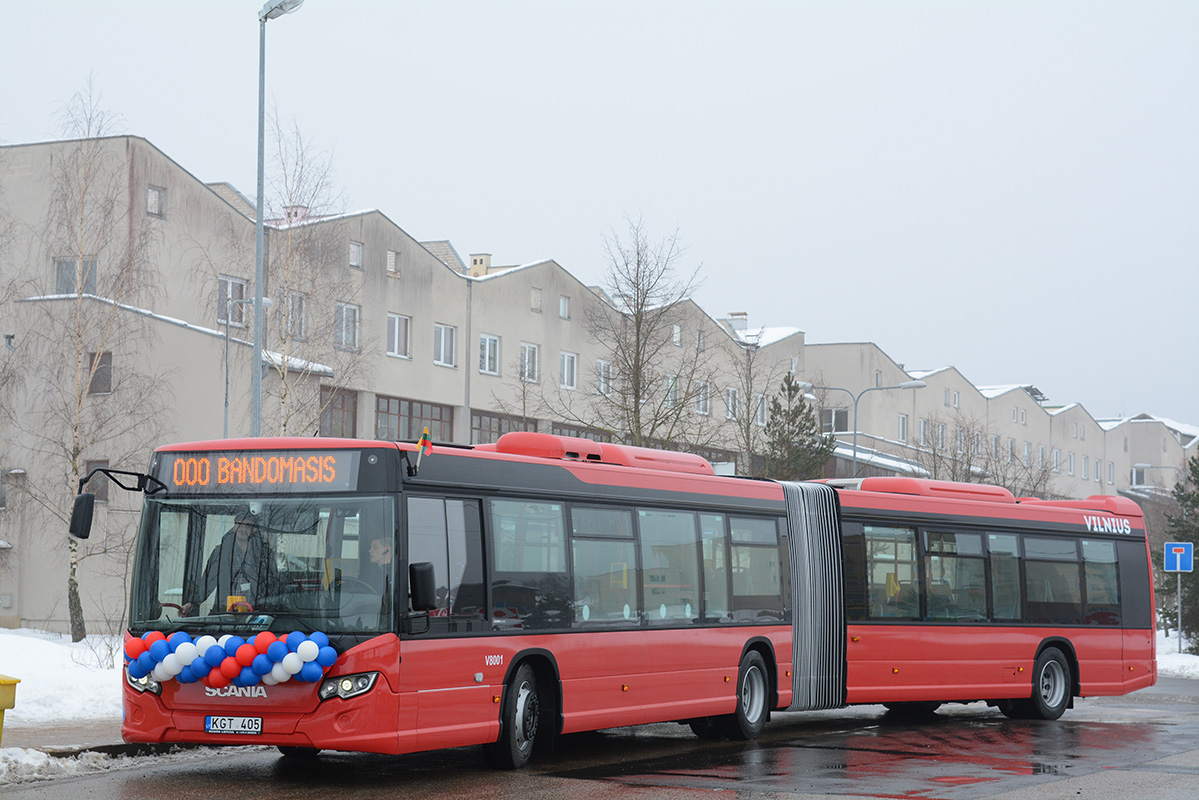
1028, 647, 1071, 720
883, 701, 942, 717
719, 650, 769, 740
487, 662, 540, 769
277, 746, 321, 758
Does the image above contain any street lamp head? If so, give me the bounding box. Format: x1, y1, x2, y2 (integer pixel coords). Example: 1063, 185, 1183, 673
899, 380, 927, 390
260, 0, 304, 22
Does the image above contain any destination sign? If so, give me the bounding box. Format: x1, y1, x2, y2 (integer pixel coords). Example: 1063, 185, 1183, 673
155, 450, 360, 494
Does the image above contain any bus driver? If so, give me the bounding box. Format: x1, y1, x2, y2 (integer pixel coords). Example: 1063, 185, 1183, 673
182, 509, 279, 614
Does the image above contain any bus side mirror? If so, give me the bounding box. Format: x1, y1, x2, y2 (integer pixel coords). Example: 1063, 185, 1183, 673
409, 562, 437, 612
68, 493, 95, 540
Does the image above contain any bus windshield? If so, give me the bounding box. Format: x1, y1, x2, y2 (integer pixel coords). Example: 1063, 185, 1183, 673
129, 494, 395, 636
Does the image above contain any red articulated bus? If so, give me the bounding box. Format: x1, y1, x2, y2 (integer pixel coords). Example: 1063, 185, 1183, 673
69, 431, 1155, 767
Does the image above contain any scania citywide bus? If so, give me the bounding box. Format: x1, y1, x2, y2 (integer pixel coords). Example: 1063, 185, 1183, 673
70, 432, 1155, 767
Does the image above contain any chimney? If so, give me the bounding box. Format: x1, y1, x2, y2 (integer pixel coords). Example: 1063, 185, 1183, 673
727, 312, 748, 332
284, 205, 308, 224
469, 253, 492, 277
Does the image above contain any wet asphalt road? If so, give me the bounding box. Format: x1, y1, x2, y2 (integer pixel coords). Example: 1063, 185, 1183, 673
9, 678, 1199, 799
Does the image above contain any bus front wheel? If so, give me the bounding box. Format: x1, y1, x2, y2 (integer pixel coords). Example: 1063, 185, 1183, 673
487, 663, 540, 769
719, 650, 768, 740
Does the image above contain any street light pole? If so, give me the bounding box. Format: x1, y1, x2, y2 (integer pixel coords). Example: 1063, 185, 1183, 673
253, 0, 305, 438
226, 297, 271, 438
823, 381, 927, 477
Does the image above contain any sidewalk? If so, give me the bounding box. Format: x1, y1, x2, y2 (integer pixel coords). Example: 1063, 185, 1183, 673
1, 719, 143, 756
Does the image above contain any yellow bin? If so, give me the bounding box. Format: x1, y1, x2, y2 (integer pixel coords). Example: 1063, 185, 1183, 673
0, 673, 19, 746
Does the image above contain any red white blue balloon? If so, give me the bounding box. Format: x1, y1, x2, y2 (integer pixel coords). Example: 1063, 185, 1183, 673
124, 630, 338, 689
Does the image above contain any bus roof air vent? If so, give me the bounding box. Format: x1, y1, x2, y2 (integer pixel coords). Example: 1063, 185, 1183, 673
857, 477, 1016, 504
488, 432, 714, 475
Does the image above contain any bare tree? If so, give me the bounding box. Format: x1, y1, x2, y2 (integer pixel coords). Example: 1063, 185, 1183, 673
191, 115, 371, 436
723, 334, 792, 476
907, 410, 990, 483
487, 354, 546, 440
551, 216, 719, 449
4, 85, 168, 640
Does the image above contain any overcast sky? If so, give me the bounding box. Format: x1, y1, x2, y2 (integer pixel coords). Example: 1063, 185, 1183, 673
3, 1, 1195, 425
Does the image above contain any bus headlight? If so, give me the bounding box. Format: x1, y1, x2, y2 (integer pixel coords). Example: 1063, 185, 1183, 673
125, 669, 162, 696
319, 672, 377, 701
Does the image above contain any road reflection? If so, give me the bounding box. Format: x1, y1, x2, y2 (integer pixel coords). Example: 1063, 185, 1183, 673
554, 710, 1179, 799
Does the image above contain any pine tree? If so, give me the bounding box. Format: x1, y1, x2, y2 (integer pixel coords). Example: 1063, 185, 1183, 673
763, 373, 835, 480
1164, 455, 1199, 651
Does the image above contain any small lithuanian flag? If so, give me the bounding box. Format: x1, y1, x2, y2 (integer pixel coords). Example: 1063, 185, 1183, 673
416, 427, 433, 457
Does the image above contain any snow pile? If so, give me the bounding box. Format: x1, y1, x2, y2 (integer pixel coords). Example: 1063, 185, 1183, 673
1156, 628, 1199, 679
0, 747, 213, 785
0, 629, 123, 725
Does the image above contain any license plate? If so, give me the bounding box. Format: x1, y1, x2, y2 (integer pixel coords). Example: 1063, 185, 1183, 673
205, 715, 262, 735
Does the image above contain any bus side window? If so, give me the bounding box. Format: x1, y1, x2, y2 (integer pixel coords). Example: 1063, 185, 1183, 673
570, 506, 638, 626
638, 509, 700, 625
699, 513, 730, 622
406, 497, 486, 633
1024, 536, 1082, 625
988, 534, 1022, 621
728, 516, 785, 623
489, 499, 570, 630
1082, 540, 1120, 626
863, 525, 919, 621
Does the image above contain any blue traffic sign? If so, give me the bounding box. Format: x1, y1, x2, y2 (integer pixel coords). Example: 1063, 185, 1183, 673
1164, 542, 1193, 573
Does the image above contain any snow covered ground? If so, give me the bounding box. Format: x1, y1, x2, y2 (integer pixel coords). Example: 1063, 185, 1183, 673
1, 626, 1197, 784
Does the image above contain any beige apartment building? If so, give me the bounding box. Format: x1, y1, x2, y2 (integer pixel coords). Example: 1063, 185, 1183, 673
0, 135, 1193, 633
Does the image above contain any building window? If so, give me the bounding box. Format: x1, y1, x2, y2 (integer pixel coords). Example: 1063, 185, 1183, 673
595, 359, 612, 395
822, 408, 848, 433
956, 428, 966, 454
1080, 425, 1086, 441
1023, 441, 1031, 467
433, 323, 456, 367
520, 342, 539, 382
387, 313, 411, 358
918, 419, 928, 447
666, 376, 680, 408
1107, 461, 1114, 485
726, 387, 739, 420
1012, 407, 1019, 423
386, 249, 399, 275
953, 391, 959, 408
560, 351, 577, 390
471, 410, 535, 444
697, 330, 706, 352
754, 393, 767, 427
1067, 453, 1075, 476
479, 334, 499, 375
1072, 423, 1078, 439
696, 381, 710, 415
218, 275, 248, 325
88, 351, 112, 395
1020, 409, 1027, 425
944, 389, 950, 407
349, 241, 363, 269
937, 423, 946, 449
375, 394, 453, 441
334, 302, 360, 350
898, 413, 908, 443
283, 291, 307, 340
54, 256, 99, 295
990, 434, 1000, 458
320, 387, 358, 438
147, 186, 165, 218
1039, 445, 1046, 467
84, 460, 109, 503
1131, 466, 1145, 486
559, 295, 571, 320
1082, 457, 1089, 480
1053, 448, 1061, 472
1008, 438, 1016, 463
530, 287, 542, 313
672, 325, 682, 346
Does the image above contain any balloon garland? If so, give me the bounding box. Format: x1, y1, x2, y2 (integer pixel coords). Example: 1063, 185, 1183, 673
123, 630, 338, 688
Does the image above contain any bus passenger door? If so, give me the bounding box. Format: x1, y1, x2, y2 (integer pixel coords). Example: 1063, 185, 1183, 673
404, 497, 496, 751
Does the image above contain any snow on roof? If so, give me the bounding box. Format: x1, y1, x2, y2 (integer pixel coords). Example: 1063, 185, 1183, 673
831, 441, 928, 476
736, 326, 802, 348
908, 366, 954, 380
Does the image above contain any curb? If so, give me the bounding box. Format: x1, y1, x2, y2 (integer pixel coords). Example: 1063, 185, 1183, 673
40, 742, 208, 759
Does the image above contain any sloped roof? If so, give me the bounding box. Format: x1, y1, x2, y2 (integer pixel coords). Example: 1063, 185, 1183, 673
421, 240, 468, 273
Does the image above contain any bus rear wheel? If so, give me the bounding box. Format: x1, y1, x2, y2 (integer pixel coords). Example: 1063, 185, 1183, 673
718, 650, 769, 740
487, 663, 540, 769
999, 646, 1071, 720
